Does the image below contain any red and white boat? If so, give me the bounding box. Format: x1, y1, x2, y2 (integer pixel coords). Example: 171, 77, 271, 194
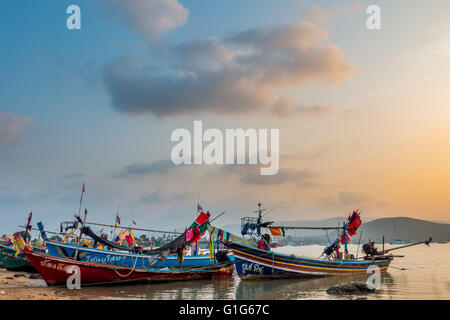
23, 247, 234, 286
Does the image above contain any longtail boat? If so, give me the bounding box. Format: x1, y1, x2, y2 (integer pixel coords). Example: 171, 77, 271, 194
44, 239, 220, 268
0, 244, 36, 272
225, 242, 391, 279
209, 204, 431, 280
35, 208, 231, 269
0, 212, 43, 272
22, 246, 234, 286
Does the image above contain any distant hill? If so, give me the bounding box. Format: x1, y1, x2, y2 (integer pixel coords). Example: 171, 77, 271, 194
218, 217, 450, 244
359, 217, 450, 243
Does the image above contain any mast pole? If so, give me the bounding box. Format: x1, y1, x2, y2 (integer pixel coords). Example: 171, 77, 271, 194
344, 222, 348, 255
74, 208, 87, 260
356, 230, 363, 259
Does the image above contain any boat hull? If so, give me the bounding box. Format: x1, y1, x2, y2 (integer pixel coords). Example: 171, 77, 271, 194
227, 243, 391, 280
24, 250, 234, 286
45, 240, 217, 269
0, 245, 36, 272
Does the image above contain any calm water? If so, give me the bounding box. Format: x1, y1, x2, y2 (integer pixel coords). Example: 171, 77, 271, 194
61, 243, 450, 300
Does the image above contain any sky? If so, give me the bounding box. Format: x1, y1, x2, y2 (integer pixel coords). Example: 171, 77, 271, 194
1, 0, 450, 235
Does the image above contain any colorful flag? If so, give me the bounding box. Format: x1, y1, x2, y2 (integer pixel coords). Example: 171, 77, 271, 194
24, 211, 32, 236
115, 213, 121, 229
209, 226, 216, 261
340, 233, 351, 245
347, 211, 362, 236
125, 230, 135, 245
268, 227, 286, 236
13, 233, 26, 253
81, 183, 85, 193
115, 230, 125, 244
189, 211, 210, 229
186, 228, 194, 242
258, 239, 265, 250
62, 231, 73, 243
37, 221, 49, 241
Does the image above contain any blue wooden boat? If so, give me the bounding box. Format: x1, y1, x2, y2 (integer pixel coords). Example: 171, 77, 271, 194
44, 240, 218, 268
210, 205, 394, 280
227, 241, 391, 279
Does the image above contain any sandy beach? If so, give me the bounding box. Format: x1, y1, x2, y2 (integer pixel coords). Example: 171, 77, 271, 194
0, 267, 69, 300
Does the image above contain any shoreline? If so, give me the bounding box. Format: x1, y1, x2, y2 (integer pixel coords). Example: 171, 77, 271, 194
0, 267, 69, 300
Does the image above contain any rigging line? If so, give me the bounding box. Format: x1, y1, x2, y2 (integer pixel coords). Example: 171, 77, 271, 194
270, 226, 346, 230
83, 221, 182, 235
262, 202, 283, 217
112, 252, 139, 278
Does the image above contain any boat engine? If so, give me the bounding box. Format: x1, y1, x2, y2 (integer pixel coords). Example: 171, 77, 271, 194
362, 241, 379, 256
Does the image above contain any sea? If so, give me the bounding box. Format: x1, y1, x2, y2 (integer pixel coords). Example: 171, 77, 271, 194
56, 242, 450, 300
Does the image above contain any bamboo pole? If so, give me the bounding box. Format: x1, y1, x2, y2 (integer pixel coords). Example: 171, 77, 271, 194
84, 221, 182, 235
380, 238, 431, 255
74, 208, 87, 260
356, 231, 363, 259
17, 225, 88, 240
270, 225, 346, 230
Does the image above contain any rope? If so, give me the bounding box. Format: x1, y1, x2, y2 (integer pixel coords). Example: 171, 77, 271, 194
112, 253, 139, 278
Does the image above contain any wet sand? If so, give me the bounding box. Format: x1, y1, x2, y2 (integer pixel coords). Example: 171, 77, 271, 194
0, 267, 69, 300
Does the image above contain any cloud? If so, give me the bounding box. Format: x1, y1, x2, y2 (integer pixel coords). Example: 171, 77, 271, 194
303, 6, 332, 24
341, 108, 359, 118
0, 113, 33, 144
223, 165, 318, 186
272, 100, 332, 118
62, 172, 84, 179
284, 144, 332, 161
338, 191, 370, 205
301, 2, 362, 24
115, 160, 176, 178
34, 128, 52, 136
102, 21, 356, 117
317, 191, 370, 207
109, 0, 188, 41
138, 190, 189, 205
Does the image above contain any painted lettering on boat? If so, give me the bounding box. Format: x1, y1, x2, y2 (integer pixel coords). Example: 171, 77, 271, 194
83, 254, 126, 265
41, 259, 68, 272
241, 262, 264, 274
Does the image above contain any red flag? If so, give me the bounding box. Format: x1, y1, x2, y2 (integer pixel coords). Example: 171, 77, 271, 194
24, 211, 33, 236
349, 215, 361, 230
190, 228, 201, 243
258, 239, 265, 250
186, 228, 194, 242
195, 211, 210, 225
347, 214, 362, 236
340, 233, 351, 244
81, 183, 85, 193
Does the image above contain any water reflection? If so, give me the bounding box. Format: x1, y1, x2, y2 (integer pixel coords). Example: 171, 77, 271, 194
61, 243, 449, 300
236, 273, 395, 300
